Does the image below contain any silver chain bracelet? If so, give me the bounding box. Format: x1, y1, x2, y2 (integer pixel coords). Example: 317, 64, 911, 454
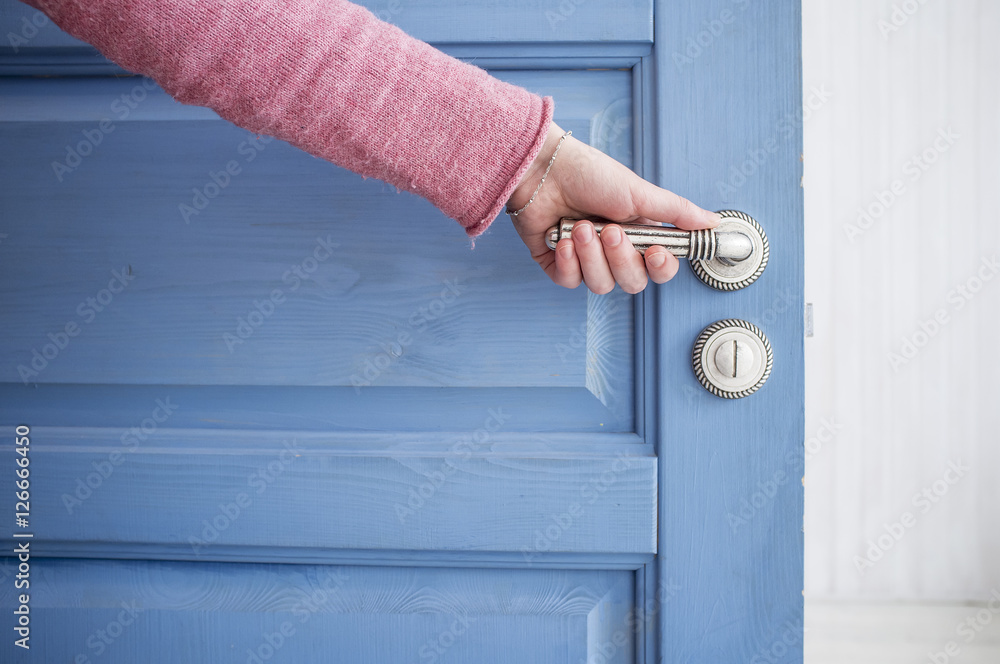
506, 130, 572, 217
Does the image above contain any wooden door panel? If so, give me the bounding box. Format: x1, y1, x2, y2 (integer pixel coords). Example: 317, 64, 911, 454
4, 427, 655, 555
2, 559, 635, 663
0, 37, 657, 664
0, 70, 635, 432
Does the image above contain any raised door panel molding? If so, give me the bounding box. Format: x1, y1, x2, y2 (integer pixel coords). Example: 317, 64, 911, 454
0, 559, 636, 663
9, 427, 657, 555
0, 69, 639, 433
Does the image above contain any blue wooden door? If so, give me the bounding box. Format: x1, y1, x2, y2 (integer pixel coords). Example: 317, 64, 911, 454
0, 1, 803, 662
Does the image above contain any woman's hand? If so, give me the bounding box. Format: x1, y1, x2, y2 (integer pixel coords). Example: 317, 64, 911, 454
507, 122, 720, 294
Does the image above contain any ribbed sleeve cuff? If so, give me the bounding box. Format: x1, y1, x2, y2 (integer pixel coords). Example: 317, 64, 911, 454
461, 95, 554, 238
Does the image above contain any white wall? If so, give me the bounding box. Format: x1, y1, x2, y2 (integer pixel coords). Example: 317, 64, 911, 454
803, 0, 1000, 600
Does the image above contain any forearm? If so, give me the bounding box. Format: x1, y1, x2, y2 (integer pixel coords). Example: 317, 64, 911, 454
25, 0, 553, 236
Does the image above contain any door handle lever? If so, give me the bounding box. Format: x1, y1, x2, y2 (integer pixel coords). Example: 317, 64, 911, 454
544, 210, 769, 291
545, 219, 752, 261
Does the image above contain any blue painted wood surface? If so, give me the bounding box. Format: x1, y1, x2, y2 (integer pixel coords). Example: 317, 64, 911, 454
649, 0, 805, 662
0, 72, 636, 432
0, 427, 657, 554
1, 559, 635, 663
0, 0, 802, 661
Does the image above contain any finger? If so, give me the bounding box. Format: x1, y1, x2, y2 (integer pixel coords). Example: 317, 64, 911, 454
630, 179, 720, 230
644, 247, 680, 284
552, 239, 583, 289
599, 224, 647, 294
571, 220, 616, 295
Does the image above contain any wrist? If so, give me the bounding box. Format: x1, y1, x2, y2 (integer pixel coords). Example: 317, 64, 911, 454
506, 121, 565, 212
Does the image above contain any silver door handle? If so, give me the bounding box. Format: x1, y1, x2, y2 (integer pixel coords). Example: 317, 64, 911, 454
546, 219, 752, 261
544, 210, 769, 290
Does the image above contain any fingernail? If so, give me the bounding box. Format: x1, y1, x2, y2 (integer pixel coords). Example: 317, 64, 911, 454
559, 243, 574, 259
707, 212, 722, 226
576, 224, 594, 243
603, 226, 622, 247
647, 252, 666, 268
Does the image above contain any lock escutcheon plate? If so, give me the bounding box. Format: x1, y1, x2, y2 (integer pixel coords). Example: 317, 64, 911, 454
692, 319, 773, 399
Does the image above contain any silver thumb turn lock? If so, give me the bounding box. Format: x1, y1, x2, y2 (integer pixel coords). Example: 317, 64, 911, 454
545, 210, 768, 290
692, 319, 773, 399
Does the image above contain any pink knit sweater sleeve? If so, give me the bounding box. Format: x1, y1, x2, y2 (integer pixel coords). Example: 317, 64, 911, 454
24, 0, 554, 237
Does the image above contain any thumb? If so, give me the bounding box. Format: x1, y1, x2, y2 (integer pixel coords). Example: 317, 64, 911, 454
630, 179, 720, 230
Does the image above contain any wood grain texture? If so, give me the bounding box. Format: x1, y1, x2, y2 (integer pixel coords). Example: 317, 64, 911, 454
0, 559, 635, 663
0, 70, 636, 431
650, 0, 805, 661
0, 50, 657, 661
0, 426, 656, 554
803, 0, 1000, 601
0, 384, 638, 434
